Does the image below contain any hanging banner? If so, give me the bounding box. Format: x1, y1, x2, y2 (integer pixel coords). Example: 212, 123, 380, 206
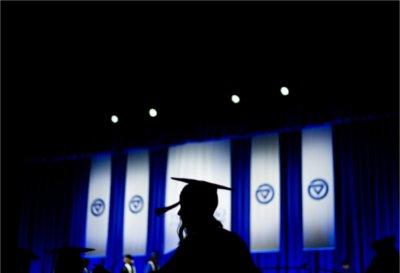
123, 149, 150, 256
85, 154, 112, 257
164, 140, 231, 254
302, 126, 335, 250
123, 150, 150, 255
250, 134, 281, 252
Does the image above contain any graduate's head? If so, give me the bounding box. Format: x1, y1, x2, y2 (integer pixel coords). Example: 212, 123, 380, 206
341, 260, 351, 270
156, 177, 231, 236
49, 247, 94, 273
178, 183, 219, 228
123, 254, 133, 264
17, 248, 39, 273
371, 236, 397, 253
150, 252, 158, 262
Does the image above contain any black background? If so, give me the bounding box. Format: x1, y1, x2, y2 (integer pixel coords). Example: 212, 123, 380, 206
2, 1, 398, 271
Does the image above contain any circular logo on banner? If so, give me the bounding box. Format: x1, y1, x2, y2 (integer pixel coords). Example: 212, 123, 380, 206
308, 179, 329, 200
129, 195, 144, 213
91, 198, 105, 216
255, 184, 275, 204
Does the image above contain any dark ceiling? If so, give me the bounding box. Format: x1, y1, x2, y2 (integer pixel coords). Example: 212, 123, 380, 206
2, 2, 399, 159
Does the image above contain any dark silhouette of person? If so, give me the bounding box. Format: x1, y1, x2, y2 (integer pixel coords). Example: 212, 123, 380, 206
340, 259, 356, 273
83, 258, 90, 273
156, 177, 261, 273
144, 252, 160, 273
365, 236, 399, 273
49, 246, 94, 273
121, 254, 136, 273
16, 248, 39, 273
93, 259, 111, 273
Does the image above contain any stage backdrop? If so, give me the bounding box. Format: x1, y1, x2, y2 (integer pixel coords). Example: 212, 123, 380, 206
164, 139, 231, 253
18, 117, 399, 273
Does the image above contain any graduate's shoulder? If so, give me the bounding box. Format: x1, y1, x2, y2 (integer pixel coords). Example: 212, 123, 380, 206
216, 228, 249, 247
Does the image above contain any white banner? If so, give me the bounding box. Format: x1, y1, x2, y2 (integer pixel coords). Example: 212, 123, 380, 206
123, 149, 150, 256
164, 140, 231, 254
85, 154, 112, 257
302, 126, 335, 250
250, 134, 281, 252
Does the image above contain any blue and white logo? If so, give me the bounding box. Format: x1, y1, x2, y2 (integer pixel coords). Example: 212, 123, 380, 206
256, 184, 275, 204
91, 198, 105, 216
129, 195, 144, 214
308, 179, 329, 200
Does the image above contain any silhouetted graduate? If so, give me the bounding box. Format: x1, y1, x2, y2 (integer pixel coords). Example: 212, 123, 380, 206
83, 258, 90, 273
93, 259, 111, 273
156, 177, 261, 273
16, 248, 39, 273
144, 252, 160, 273
341, 259, 356, 273
48, 246, 94, 273
121, 254, 137, 273
366, 236, 399, 273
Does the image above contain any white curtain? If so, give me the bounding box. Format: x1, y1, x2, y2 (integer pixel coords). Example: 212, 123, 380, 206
164, 140, 231, 254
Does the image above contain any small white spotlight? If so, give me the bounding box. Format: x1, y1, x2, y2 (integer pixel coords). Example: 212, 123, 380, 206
280, 86, 289, 96
111, 115, 119, 124
231, 94, 240, 104
149, 108, 157, 117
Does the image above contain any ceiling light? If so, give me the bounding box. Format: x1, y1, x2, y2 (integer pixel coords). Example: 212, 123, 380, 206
280, 86, 289, 96
231, 94, 240, 104
149, 108, 157, 117
111, 115, 119, 123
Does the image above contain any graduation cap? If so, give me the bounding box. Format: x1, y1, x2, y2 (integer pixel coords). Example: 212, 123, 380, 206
17, 249, 39, 273
48, 247, 95, 273
17, 248, 39, 260
47, 246, 95, 255
156, 177, 231, 216
371, 236, 396, 252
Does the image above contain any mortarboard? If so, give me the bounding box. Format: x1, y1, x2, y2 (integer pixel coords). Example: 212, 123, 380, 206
47, 246, 95, 255
155, 177, 231, 215
124, 254, 134, 259
47, 247, 95, 273
17, 248, 39, 260
17, 249, 39, 273
371, 236, 396, 252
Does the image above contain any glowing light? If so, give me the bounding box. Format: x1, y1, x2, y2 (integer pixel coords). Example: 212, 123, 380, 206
280, 86, 289, 96
149, 108, 157, 117
231, 94, 240, 104
111, 115, 119, 123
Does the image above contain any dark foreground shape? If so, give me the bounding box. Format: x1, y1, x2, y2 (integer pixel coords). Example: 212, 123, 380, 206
160, 226, 261, 273
366, 236, 399, 273
157, 177, 261, 273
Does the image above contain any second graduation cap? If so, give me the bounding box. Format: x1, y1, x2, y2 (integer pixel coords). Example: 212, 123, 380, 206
47, 247, 95, 255
156, 177, 231, 215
